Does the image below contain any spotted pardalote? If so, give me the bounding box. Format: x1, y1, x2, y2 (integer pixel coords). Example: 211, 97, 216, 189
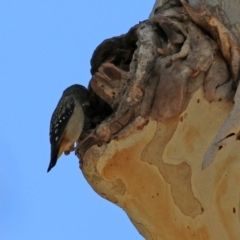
47, 84, 89, 172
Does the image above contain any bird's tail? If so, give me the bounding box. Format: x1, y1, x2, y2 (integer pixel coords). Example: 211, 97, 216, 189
47, 147, 58, 172
47, 145, 65, 172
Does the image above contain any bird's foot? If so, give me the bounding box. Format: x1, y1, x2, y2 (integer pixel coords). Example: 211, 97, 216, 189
64, 144, 76, 155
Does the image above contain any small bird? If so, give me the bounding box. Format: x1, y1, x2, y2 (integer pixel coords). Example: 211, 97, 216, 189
47, 84, 89, 172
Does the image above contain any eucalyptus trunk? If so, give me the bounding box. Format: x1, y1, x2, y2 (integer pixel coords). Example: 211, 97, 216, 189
77, 0, 240, 239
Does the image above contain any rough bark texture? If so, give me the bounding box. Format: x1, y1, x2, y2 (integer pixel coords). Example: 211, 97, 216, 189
77, 0, 240, 239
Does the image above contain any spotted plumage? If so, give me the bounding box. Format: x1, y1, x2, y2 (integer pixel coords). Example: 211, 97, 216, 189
50, 98, 75, 144
47, 85, 89, 172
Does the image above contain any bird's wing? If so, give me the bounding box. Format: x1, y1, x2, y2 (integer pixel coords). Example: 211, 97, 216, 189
48, 97, 75, 171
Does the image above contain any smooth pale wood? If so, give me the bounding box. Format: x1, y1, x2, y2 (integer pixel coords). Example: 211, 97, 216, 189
82, 87, 240, 239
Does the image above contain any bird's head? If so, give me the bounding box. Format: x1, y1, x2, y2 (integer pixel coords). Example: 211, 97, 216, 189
63, 84, 89, 105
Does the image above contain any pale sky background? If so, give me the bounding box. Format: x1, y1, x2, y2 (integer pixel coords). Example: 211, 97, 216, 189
0, 1, 155, 240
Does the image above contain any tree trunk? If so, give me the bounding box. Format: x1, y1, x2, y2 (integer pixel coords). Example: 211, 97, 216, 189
77, 0, 240, 239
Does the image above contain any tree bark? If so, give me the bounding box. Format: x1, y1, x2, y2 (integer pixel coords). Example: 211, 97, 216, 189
77, 0, 240, 239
